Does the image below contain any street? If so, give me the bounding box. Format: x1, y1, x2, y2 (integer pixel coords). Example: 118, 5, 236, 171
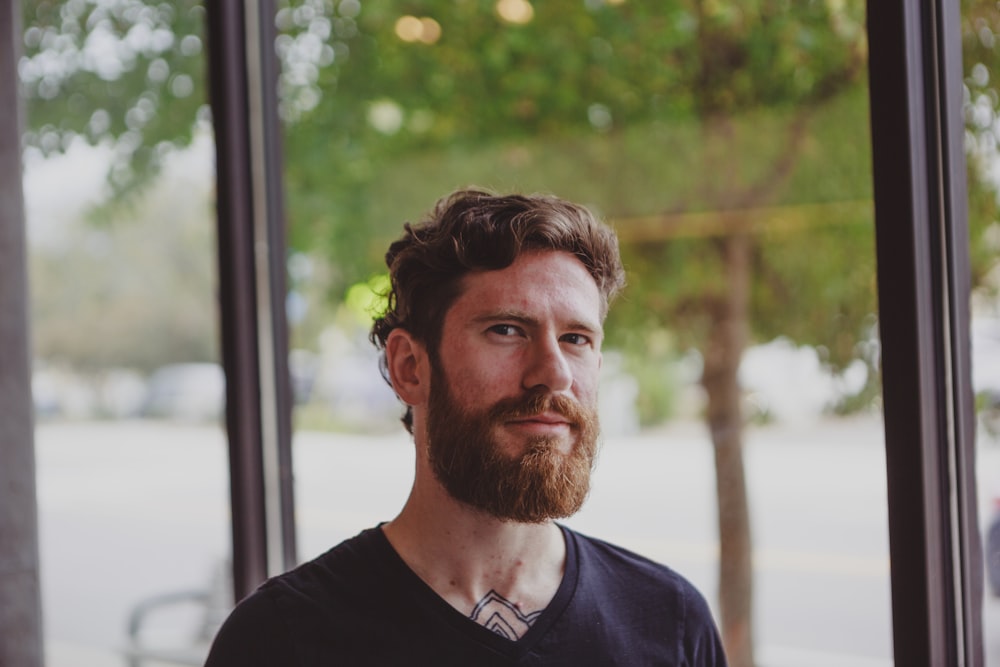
33, 415, 1000, 666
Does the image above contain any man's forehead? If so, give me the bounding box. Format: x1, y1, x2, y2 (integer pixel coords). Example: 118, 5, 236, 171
449, 251, 603, 321
465, 249, 593, 282
461, 250, 596, 286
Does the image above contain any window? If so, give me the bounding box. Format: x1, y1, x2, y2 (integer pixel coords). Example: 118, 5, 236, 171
1, 0, 988, 665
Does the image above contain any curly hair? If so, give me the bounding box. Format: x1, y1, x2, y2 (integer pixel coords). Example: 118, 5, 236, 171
371, 188, 626, 432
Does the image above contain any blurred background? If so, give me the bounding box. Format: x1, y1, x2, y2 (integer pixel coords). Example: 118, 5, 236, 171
16, 0, 1000, 665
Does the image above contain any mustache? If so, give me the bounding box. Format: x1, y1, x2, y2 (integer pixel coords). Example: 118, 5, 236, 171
488, 391, 589, 426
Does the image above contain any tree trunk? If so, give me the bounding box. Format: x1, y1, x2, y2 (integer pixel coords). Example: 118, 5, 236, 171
700, 232, 754, 667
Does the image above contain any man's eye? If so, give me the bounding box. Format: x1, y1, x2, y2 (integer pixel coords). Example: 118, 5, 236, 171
488, 324, 521, 337
562, 333, 591, 346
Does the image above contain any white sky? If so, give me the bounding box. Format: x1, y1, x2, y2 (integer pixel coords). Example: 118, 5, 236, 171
21, 132, 215, 249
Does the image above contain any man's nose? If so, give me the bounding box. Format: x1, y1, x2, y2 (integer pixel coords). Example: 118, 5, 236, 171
522, 337, 573, 393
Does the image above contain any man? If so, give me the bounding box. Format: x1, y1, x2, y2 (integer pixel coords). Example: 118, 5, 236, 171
204, 189, 727, 666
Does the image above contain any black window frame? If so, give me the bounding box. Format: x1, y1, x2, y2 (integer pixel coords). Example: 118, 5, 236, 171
868, 0, 984, 663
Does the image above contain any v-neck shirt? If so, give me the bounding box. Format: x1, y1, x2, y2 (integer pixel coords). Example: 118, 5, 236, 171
204, 524, 727, 666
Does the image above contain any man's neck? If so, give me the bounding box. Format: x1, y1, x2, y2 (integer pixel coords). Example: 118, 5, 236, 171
382, 480, 566, 640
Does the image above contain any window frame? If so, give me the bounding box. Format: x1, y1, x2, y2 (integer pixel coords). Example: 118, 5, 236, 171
205, 0, 297, 600
867, 0, 984, 664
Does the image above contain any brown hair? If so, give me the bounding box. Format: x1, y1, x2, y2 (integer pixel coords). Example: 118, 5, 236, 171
371, 188, 626, 432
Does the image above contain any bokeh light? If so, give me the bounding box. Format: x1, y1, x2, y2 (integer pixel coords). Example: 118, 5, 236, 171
496, 0, 534, 25
395, 15, 441, 44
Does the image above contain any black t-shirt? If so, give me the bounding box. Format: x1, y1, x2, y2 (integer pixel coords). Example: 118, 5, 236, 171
204, 525, 727, 666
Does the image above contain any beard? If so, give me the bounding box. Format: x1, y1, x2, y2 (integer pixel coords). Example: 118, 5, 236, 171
425, 364, 600, 523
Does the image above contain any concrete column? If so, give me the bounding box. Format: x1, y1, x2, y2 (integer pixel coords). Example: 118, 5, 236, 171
0, 2, 45, 665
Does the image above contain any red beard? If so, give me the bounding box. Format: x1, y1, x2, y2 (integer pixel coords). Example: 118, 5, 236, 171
426, 366, 600, 523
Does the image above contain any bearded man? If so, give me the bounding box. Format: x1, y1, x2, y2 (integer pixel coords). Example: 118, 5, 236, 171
205, 189, 727, 666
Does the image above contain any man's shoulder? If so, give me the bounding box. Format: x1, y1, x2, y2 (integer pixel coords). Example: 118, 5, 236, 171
564, 526, 688, 583
223, 528, 390, 635
205, 526, 403, 665
561, 526, 727, 664
562, 526, 715, 618
258, 525, 388, 605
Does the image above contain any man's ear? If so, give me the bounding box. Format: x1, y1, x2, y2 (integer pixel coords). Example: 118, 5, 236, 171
385, 329, 430, 406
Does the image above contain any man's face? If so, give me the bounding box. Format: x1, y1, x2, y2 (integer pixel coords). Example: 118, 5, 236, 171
424, 250, 604, 523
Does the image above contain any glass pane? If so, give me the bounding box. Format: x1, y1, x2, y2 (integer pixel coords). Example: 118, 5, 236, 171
962, 2, 1000, 665
280, 2, 892, 665
21, 4, 230, 664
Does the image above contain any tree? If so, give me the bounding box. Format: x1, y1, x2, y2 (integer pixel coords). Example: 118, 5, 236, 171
20, 1, 1000, 665
19, 0, 208, 196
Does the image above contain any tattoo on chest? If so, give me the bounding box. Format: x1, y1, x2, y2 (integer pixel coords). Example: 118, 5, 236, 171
468, 589, 542, 641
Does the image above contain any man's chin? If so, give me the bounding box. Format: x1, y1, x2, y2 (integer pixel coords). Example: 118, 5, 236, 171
469, 502, 559, 525
469, 500, 583, 525
494, 428, 576, 458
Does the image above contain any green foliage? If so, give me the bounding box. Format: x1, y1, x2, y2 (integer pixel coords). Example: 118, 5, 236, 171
344, 273, 390, 325
751, 204, 876, 368
962, 1, 1000, 290
19, 0, 1000, 392
604, 84, 875, 366
277, 0, 870, 293
20, 0, 208, 194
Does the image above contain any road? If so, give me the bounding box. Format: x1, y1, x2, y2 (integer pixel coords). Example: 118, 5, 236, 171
32, 415, 1000, 666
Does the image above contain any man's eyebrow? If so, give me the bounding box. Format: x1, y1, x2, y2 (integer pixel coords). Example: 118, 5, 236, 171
471, 310, 537, 326
472, 310, 603, 335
